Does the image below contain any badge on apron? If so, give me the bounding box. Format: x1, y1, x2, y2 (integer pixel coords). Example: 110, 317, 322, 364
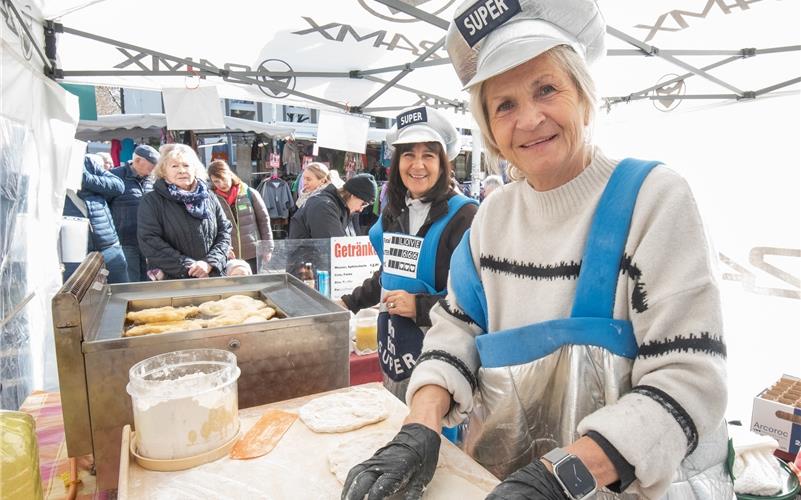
382, 233, 424, 279
377, 311, 425, 382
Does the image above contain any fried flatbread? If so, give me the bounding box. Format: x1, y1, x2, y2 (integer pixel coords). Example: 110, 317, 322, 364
199, 295, 267, 316
124, 319, 205, 337
125, 305, 200, 324
205, 307, 276, 328
230, 409, 297, 460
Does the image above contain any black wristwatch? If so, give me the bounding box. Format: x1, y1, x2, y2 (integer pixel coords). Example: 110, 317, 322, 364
542, 447, 597, 499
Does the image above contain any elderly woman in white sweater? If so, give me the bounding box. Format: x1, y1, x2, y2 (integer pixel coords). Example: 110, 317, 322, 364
342, 1, 732, 499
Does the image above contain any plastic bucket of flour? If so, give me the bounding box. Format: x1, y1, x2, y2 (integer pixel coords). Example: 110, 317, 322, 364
126, 349, 241, 461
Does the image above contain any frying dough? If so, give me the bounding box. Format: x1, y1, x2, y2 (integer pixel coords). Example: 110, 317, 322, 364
205, 307, 276, 328
299, 388, 389, 433
126, 305, 200, 324
124, 319, 205, 337
329, 431, 451, 484
198, 295, 267, 316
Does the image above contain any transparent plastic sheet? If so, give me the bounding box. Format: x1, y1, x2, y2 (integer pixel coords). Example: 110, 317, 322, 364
259, 238, 331, 289
0, 118, 34, 410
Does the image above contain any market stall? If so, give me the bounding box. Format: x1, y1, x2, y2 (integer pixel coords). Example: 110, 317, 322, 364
1, 0, 799, 498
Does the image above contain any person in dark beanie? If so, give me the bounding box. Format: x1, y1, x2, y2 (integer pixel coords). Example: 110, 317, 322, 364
289, 173, 377, 239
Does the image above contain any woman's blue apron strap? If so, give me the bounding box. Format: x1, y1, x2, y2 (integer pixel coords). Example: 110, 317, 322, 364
368, 216, 384, 263
570, 158, 662, 319
475, 317, 638, 367
416, 194, 478, 288
449, 230, 489, 332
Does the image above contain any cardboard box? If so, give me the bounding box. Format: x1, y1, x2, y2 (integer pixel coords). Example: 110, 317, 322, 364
750, 374, 801, 457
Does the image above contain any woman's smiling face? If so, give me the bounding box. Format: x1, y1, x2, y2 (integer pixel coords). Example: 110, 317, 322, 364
398, 142, 442, 199
483, 53, 590, 191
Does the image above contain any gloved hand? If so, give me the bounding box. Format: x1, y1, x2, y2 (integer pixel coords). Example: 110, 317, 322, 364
486, 460, 569, 500
341, 423, 441, 500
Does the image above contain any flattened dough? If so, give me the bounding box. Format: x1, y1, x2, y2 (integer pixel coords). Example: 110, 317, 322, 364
299, 388, 388, 433
126, 305, 200, 324
206, 307, 276, 328
329, 431, 397, 483
199, 295, 266, 317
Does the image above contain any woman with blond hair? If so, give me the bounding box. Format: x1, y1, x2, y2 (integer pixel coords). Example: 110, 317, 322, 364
137, 144, 231, 279
208, 159, 273, 273
296, 162, 330, 208
343, 0, 731, 498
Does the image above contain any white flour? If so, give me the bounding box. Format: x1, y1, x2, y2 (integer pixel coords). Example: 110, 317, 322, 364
130, 367, 240, 460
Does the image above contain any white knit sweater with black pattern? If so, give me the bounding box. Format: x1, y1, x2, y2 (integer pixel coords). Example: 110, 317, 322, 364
407, 148, 728, 498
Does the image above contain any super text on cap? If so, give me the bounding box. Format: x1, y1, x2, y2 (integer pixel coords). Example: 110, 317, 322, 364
456, 0, 522, 47
397, 107, 428, 129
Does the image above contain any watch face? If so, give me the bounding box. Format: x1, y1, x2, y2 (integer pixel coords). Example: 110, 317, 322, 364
555, 455, 596, 498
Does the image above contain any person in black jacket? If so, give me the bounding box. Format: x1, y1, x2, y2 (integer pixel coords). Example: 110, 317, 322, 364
338, 106, 478, 400
288, 173, 377, 239
137, 144, 231, 280
62, 154, 129, 283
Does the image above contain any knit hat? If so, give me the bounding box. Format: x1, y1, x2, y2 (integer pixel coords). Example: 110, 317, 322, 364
385, 106, 461, 160
344, 174, 377, 204
133, 144, 160, 165
446, 0, 606, 89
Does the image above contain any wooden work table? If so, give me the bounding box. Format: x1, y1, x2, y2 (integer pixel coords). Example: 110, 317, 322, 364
118, 382, 499, 499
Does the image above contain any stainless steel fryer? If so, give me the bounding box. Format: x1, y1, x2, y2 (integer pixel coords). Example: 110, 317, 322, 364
52, 252, 350, 490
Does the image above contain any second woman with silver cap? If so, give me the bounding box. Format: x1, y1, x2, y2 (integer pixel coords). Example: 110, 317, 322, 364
343, 0, 732, 499
339, 106, 478, 401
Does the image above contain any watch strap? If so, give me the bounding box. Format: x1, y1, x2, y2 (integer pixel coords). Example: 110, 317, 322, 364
542, 447, 571, 465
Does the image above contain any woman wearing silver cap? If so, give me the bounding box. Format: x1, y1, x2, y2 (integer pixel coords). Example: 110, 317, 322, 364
342, 1, 732, 499
339, 106, 478, 401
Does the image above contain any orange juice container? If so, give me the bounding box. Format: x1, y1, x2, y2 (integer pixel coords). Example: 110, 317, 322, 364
354, 308, 379, 352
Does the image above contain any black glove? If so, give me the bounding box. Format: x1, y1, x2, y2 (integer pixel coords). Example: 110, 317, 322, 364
341, 423, 441, 500
486, 460, 569, 500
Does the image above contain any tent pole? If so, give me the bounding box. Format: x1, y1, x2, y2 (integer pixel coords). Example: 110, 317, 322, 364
607, 26, 745, 96
755, 77, 801, 96
357, 38, 446, 111
3, 0, 56, 75
372, 0, 450, 30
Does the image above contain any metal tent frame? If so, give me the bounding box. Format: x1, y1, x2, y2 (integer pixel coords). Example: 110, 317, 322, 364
6, 0, 800, 115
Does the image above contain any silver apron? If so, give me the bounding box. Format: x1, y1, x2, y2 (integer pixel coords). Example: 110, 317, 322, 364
462, 344, 733, 499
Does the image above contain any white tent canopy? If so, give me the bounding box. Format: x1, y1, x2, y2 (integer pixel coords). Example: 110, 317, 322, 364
75, 113, 296, 141
34, 0, 801, 124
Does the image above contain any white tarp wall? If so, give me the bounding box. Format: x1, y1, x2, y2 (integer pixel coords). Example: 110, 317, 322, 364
1, 1, 79, 408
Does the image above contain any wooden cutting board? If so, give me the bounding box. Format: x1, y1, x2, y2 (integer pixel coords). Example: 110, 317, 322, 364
119, 382, 499, 499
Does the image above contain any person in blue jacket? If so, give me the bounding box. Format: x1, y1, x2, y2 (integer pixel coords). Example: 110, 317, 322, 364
339, 105, 478, 401
62, 154, 128, 283
109, 144, 158, 281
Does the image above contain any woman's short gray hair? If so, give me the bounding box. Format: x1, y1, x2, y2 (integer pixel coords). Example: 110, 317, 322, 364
470, 45, 597, 181
153, 144, 208, 181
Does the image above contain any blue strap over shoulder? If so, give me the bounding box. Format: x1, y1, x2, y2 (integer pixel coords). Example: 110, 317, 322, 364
450, 230, 488, 331
570, 158, 661, 318
449, 159, 661, 366
369, 195, 477, 295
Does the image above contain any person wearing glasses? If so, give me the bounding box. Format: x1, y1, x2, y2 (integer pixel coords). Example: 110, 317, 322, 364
338, 106, 478, 401
342, 0, 731, 499
288, 173, 376, 239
